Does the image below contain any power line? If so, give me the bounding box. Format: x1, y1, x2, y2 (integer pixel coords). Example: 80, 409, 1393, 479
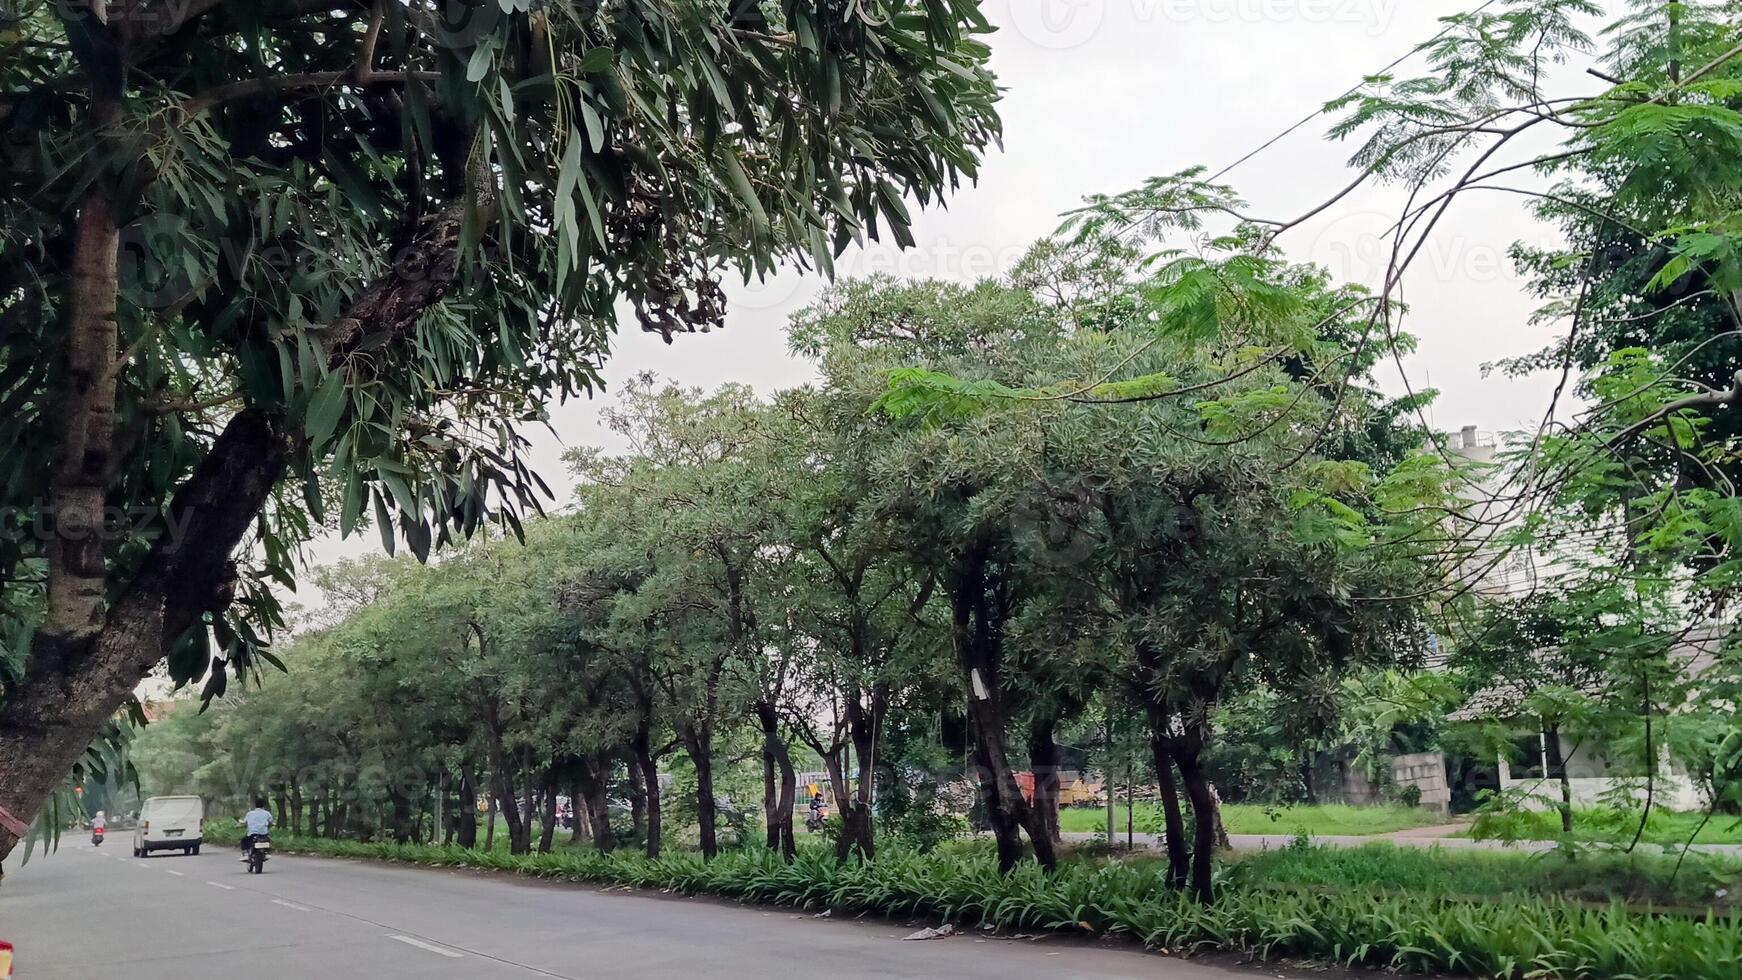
1208, 0, 1503, 182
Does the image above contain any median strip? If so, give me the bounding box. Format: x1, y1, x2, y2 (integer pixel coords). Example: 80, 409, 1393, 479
387, 935, 463, 958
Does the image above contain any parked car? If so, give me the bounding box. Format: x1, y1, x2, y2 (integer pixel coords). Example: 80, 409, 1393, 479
133, 796, 204, 857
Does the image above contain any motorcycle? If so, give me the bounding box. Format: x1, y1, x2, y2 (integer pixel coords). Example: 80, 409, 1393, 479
804, 806, 829, 833
90, 826, 104, 847
245, 835, 271, 874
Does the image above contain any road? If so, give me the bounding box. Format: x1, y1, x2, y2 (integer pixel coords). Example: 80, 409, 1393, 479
2, 841, 1298, 979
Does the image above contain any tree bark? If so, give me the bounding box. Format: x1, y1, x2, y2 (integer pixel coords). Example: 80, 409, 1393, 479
483, 791, 495, 852
1174, 735, 1218, 904
456, 772, 478, 849
386, 785, 414, 844
1028, 714, 1063, 845
574, 752, 614, 853
536, 771, 558, 854
681, 723, 719, 859
1544, 722, 1574, 835
950, 549, 1055, 873
632, 742, 663, 859
1148, 728, 1191, 890
754, 700, 796, 861
837, 687, 884, 861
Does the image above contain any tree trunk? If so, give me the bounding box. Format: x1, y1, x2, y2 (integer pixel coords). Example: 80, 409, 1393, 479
1545, 722, 1574, 835
387, 786, 414, 844
633, 744, 662, 859
1174, 739, 1218, 904
626, 761, 645, 839
754, 701, 796, 861
682, 723, 719, 859
951, 552, 1055, 873
537, 772, 559, 854
837, 688, 883, 861
289, 781, 304, 837
575, 752, 614, 853
456, 772, 478, 849
1148, 729, 1191, 890
483, 791, 495, 852
569, 778, 587, 845
1028, 714, 1063, 845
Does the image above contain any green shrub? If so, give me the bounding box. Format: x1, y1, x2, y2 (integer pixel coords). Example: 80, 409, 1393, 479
255, 833, 1742, 978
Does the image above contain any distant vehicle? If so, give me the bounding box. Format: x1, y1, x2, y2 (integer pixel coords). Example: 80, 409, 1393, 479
133, 796, 204, 857
245, 835, 270, 874
91, 825, 104, 847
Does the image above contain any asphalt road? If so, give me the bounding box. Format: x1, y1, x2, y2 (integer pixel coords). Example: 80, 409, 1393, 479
2, 840, 1300, 979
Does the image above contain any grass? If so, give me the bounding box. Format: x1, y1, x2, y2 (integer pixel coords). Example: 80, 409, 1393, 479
1460, 807, 1742, 847
1234, 841, 1742, 910
1060, 802, 1449, 837
225, 830, 1742, 979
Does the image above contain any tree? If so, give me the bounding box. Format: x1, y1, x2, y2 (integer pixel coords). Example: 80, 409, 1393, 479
0, 0, 1001, 860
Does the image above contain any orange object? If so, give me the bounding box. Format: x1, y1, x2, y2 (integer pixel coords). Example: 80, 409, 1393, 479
1014, 771, 1035, 804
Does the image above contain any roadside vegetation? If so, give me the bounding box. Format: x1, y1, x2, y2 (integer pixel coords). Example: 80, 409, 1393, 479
1060, 804, 1447, 838
1463, 808, 1742, 847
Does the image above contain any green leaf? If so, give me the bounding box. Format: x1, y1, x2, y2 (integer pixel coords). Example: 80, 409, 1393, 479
304, 371, 348, 452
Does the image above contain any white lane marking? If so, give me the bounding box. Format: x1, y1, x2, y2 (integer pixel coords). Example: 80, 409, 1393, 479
272, 900, 311, 912
165, 870, 185, 877
387, 935, 464, 959
205, 881, 234, 890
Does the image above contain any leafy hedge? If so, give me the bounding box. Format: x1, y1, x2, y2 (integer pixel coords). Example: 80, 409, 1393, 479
241, 833, 1742, 978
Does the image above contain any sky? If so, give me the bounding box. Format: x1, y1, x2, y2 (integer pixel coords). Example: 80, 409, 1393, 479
294, 0, 1597, 609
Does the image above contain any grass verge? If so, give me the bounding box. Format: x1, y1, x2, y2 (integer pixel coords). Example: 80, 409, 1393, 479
1461, 807, 1742, 847
1234, 841, 1742, 910
1060, 803, 1448, 837
239, 831, 1742, 979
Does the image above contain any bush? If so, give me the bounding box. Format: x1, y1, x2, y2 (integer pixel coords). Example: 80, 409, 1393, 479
881, 807, 967, 853
255, 833, 1742, 978
1233, 842, 1742, 909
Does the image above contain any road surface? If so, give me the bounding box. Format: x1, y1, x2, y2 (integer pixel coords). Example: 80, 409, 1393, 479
2, 840, 1299, 979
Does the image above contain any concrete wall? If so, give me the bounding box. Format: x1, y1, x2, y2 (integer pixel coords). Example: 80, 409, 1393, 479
1392, 751, 1451, 814
1496, 756, 1704, 812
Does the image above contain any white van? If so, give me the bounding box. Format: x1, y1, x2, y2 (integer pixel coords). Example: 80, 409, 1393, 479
133, 796, 204, 857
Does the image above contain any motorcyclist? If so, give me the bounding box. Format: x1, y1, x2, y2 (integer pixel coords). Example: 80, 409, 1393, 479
807, 793, 825, 830
239, 797, 273, 862
90, 810, 105, 845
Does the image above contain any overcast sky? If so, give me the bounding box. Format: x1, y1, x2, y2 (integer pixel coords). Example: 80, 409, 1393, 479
293, 0, 1595, 612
